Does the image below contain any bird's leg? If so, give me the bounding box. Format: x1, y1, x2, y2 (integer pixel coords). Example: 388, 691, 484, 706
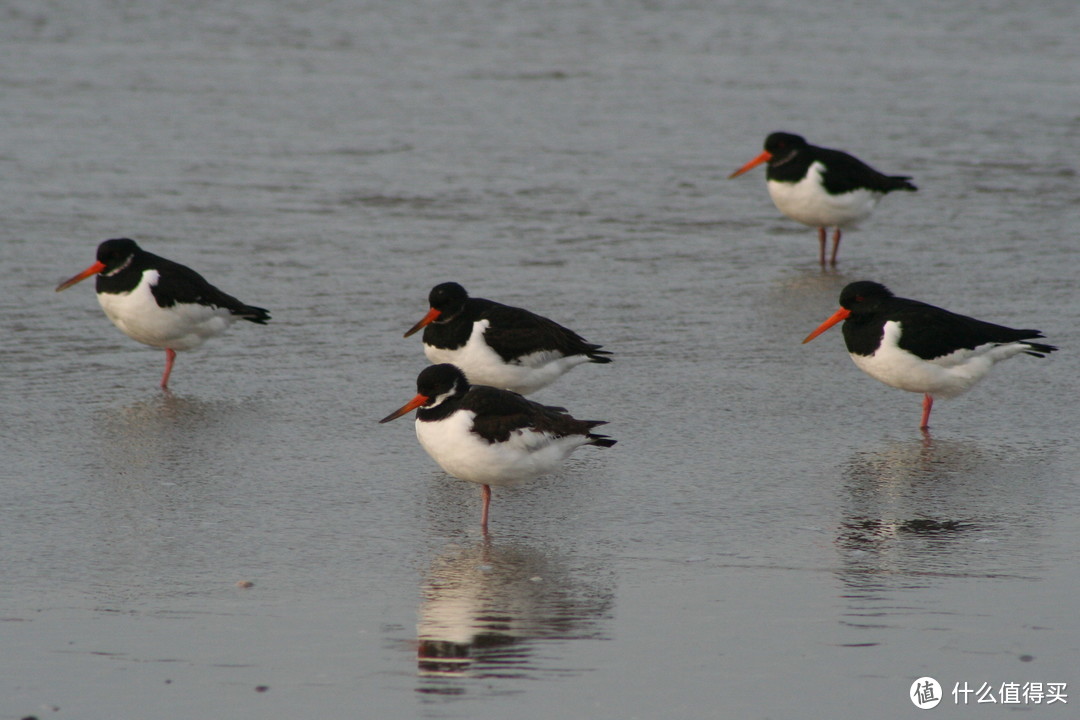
480, 484, 492, 533
818, 227, 827, 266
160, 348, 177, 390
830, 228, 842, 266
920, 393, 934, 430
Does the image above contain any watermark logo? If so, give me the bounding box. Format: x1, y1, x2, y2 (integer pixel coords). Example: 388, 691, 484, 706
953, 681, 1068, 706
911, 677, 943, 709
910, 678, 1068, 709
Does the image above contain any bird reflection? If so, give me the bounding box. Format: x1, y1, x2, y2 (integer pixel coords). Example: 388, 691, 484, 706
840, 439, 976, 550
95, 394, 263, 477
415, 539, 614, 685
88, 394, 266, 541
835, 437, 1045, 606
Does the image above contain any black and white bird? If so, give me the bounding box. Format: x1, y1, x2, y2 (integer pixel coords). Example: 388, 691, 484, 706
403, 282, 611, 395
802, 281, 1057, 429
379, 363, 616, 531
55, 238, 270, 389
729, 132, 916, 266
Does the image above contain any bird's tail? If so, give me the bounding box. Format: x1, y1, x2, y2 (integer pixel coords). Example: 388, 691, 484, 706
1022, 340, 1057, 358
583, 420, 617, 447
586, 345, 613, 364
237, 305, 271, 324
888, 175, 917, 192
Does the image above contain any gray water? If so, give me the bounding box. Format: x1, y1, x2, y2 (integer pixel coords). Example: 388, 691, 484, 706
3, 1, 1079, 718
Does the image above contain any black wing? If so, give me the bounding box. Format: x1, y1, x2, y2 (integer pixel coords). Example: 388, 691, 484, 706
476, 300, 611, 363
893, 301, 1053, 360
149, 254, 270, 324
465, 386, 609, 443
818, 147, 917, 195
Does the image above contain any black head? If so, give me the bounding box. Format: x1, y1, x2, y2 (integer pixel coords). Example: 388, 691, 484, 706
96, 238, 142, 272
56, 237, 144, 292
839, 281, 895, 312
379, 364, 470, 424
763, 132, 808, 158
730, 132, 809, 179
427, 282, 470, 313
763, 132, 808, 152
404, 283, 471, 338
416, 363, 470, 401
802, 280, 894, 344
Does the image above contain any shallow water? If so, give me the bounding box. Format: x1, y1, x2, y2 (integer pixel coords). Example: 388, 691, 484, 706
3, 1, 1079, 718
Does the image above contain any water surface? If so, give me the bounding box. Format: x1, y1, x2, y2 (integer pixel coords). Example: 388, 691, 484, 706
3, 1, 1079, 718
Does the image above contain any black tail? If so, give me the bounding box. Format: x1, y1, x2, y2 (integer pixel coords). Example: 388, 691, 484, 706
583, 419, 616, 447
887, 175, 917, 192
1022, 340, 1057, 358
587, 346, 613, 364
237, 305, 271, 324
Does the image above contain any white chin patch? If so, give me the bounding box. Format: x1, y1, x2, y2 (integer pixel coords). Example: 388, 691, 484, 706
102, 254, 135, 277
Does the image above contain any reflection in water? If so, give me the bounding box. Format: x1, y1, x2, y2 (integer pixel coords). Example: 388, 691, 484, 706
839, 437, 980, 580
415, 539, 614, 691
834, 437, 1048, 636
82, 394, 269, 604
95, 393, 264, 482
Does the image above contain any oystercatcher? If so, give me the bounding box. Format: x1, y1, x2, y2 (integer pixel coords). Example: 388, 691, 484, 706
379, 363, 616, 531
729, 132, 917, 266
403, 282, 611, 395
802, 281, 1057, 429
55, 238, 270, 389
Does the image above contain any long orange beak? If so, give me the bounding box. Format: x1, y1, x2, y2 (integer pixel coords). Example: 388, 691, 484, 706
802, 307, 851, 344
403, 307, 441, 338
55, 261, 106, 292
379, 393, 431, 423
728, 150, 773, 179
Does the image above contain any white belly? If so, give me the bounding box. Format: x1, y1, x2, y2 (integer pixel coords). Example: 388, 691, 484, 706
97, 270, 236, 351
767, 162, 882, 229
424, 320, 588, 394
850, 321, 1032, 399
415, 412, 590, 487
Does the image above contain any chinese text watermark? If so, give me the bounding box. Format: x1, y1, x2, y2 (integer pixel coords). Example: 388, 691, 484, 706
911, 677, 1067, 709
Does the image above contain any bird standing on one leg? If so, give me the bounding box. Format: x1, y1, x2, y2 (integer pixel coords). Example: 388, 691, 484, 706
56, 237, 270, 389
803, 281, 1057, 430
380, 363, 616, 531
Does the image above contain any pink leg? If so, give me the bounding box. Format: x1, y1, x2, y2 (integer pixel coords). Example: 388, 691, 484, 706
480, 484, 491, 532
920, 394, 933, 430
817, 227, 827, 266
830, 228, 842, 266
160, 348, 177, 390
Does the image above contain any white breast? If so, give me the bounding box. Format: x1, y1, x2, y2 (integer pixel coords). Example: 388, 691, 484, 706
767, 162, 882, 229
97, 270, 237, 351
415, 411, 591, 487
850, 321, 1033, 399
424, 320, 588, 394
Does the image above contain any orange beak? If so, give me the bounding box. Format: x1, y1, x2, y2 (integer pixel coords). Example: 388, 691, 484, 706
55, 261, 107, 292
728, 150, 773, 179
403, 307, 441, 338
802, 307, 851, 344
379, 393, 431, 423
